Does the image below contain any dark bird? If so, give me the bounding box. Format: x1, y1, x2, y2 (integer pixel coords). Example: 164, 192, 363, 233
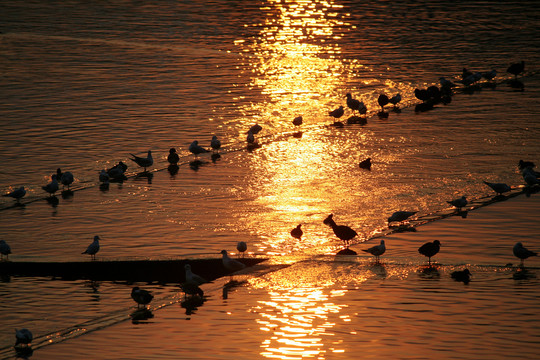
323, 214, 357, 247
58, 169, 74, 190
99, 170, 110, 184
15, 328, 33, 347
451, 269, 471, 284
377, 94, 389, 112
362, 239, 386, 262
346, 93, 361, 114
418, 240, 441, 265
3, 186, 26, 202
482, 70, 497, 81
513, 242, 537, 266
359, 158, 372, 170
389, 93, 402, 108
292, 116, 303, 126
483, 181, 511, 195
167, 148, 179, 165
81, 235, 100, 260
247, 131, 256, 144
42, 174, 59, 196
247, 124, 263, 135
447, 196, 468, 211
107, 161, 128, 180
388, 211, 417, 224
180, 281, 204, 298
518, 160, 535, 170
211, 135, 222, 153
131, 287, 154, 309
236, 241, 247, 257
328, 105, 344, 119
129, 150, 153, 171
507, 61, 524, 79
0, 239, 11, 260
414, 88, 430, 102
439, 77, 456, 90
290, 224, 303, 239
462, 67, 473, 80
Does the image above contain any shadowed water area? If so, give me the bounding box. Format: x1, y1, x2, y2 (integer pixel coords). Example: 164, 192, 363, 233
1, 0, 539, 358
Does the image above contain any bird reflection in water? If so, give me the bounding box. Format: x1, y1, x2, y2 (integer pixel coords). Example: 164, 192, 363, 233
134, 171, 153, 184
130, 308, 154, 323
46, 195, 59, 208
368, 262, 387, 279
61, 189, 74, 200
512, 267, 536, 280
189, 159, 205, 171
211, 153, 221, 163
179, 282, 205, 315
418, 264, 441, 279
167, 164, 179, 176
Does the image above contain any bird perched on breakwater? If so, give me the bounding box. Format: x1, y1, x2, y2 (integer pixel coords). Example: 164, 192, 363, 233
483, 181, 511, 195
129, 150, 153, 172
451, 269, 471, 284
328, 105, 344, 119
362, 239, 386, 262
447, 196, 468, 211
82, 235, 100, 260
131, 287, 154, 309
107, 162, 128, 181
236, 241, 247, 258
513, 242, 537, 266
184, 264, 206, 285
290, 224, 303, 239
0, 240, 11, 260
167, 148, 179, 165
189, 141, 209, 157
3, 186, 26, 202
42, 175, 59, 197
323, 214, 357, 247
418, 240, 441, 265
57, 169, 74, 190
15, 328, 33, 347
211, 135, 221, 153
507, 61, 524, 79
388, 211, 417, 224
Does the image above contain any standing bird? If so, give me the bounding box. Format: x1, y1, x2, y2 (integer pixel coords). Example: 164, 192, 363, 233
131, 287, 154, 309
167, 148, 179, 165
387, 211, 417, 224
447, 196, 468, 211
236, 241, 247, 258
184, 264, 206, 285
247, 124, 262, 135
82, 235, 100, 260
323, 214, 358, 247
247, 131, 255, 144
377, 94, 389, 112
292, 116, 303, 126
107, 162, 128, 181
518, 160, 535, 171
507, 61, 524, 79
483, 181, 511, 195
513, 242, 537, 266
99, 170, 110, 184
451, 269, 471, 284
3, 186, 26, 202
59, 171, 74, 190
0, 239, 12, 260
290, 224, 303, 239
345, 93, 361, 114
220, 250, 246, 276
389, 93, 402, 109
42, 175, 59, 196
482, 70, 497, 81
359, 158, 372, 170
180, 281, 204, 298
328, 105, 344, 119
362, 239, 386, 262
15, 328, 33, 347
189, 141, 209, 157
129, 150, 153, 172
418, 240, 441, 265
210, 135, 221, 153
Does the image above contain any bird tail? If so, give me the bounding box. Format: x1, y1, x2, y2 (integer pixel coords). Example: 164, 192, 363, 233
361, 249, 370, 253
483, 181, 490, 185
81, 251, 87, 254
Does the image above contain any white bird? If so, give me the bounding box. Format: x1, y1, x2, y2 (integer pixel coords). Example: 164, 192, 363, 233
236, 241, 247, 257
388, 211, 417, 223
99, 170, 110, 184
15, 328, 33, 347
0, 239, 11, 260
221, 250, 246, 274
292, 116, 303, 126
447, 196, 468, 211
483, 181, 511, 195
210, 135, 221, 152
328, 105, 344, 119
362, 239, 386, 261
184, 264, 206, 285
247, 131, 255, 144
513, 242, 537, 266
189, 141, 209, 157
42, 175, 59, 196
82, 235, 100, 260
389, 93, 402, 108
247, 124, 262, 135
3, 186, 26, 202
60, 171, 74, 190
129, 150, 153, 171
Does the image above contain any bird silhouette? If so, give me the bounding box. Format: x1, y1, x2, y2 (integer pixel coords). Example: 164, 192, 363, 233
418, 240, 441, 265
129, 150, 153, 172
513, 242, 537, 266
167, 148, 179, 165
82, 235, 100, 260
328, 105, 344, 119
447, 196, 468, 211
42, 175, 59, 196
362, 239, 386, 262
359, 158, 372, 170
131, 287, 154, 309
236, 241, 247, 258
0, 240, 11, 260
451, 269, 471, 284
387, 211, 417, 224
483, 181, 511, 195
323, 214, 357, 247
507, 61, 524, 79
3, 186, 26, 202
211, 135, 221, 153
184, 264, 206, 285
290, 224, 303, 239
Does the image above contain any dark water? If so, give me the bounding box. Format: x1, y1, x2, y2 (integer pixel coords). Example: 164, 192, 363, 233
0, 0, 539, 358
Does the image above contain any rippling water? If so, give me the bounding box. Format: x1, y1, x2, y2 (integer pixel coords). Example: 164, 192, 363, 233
1, 0, 539, 358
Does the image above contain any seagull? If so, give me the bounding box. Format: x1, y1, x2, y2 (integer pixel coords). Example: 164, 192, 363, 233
167, 148, 179, 165
247, 124, 262, 135
513, 242, 537, 266
323, 214, 357, 247
3, 186, 26, 202
292, 116, 303, 126
0, 240, 11, 260
236, 241, 247, 258
418, 240, 441, 265
129, 150, 153, 172
107, 162, 128, 180
189, 141, 209, 157
345, 93, 362, 114
220, 250, 246, 275
359, 158, 372, 170
362, 239, 386, 262
447, 196, 468, 211
99, 170, 110, 184
131, 287, 154, 309
389, 93, 402, 108
184, 264, 206, 285
507, 61, 524, 79
59, 171, 74, 190
15, 328, 33, 347
328, 105, 344, 119
451, 269, 471, 284
377, 94, 389, 112
82, 235, 100, 260
483, 181, 511, 195
42, 175, 59, 196
387, 211, 417, 224
180, 281, 204, 298
210, 135, 221, 153
290, 224, 303, 239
